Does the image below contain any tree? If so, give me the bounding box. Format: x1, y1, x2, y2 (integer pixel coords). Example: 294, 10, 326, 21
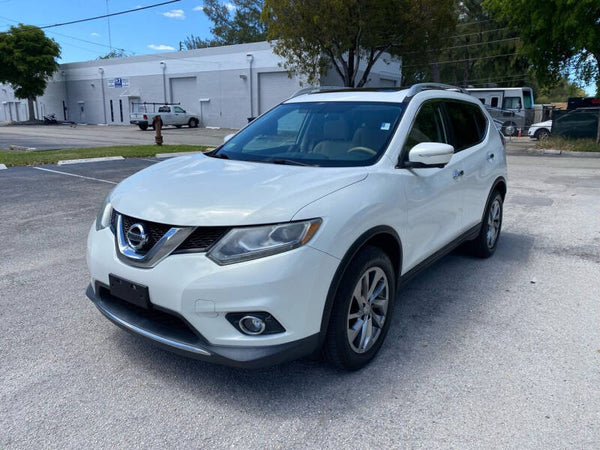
262, 0, 455, 88
184, 0, 266, 49
0, 24, 60, 121
98, 49, 130, 60
536, 78, 586, 104
485, 0, 600, 95
402, 0, 533, 88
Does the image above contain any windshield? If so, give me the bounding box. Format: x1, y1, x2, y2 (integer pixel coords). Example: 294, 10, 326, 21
212, 101, 405, 167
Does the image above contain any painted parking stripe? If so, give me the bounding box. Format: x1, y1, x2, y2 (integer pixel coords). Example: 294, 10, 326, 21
32, 167, 117, 185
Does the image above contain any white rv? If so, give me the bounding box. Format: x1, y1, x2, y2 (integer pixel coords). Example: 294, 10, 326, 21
466, 87, 535, 136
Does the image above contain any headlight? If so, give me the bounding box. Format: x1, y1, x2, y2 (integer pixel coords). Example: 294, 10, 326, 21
95, 190, 113, 231
207, 219, 321, 265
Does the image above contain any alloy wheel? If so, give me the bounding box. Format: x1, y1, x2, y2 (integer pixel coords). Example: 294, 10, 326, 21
346, 267, 389, 354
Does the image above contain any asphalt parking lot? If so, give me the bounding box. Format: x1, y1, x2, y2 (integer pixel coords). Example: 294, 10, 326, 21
1, 154, 599, 448
0, 124, 236, 150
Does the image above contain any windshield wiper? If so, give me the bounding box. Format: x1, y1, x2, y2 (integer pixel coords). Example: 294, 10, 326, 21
211, 152, 229, 159
268, 158, 311, 166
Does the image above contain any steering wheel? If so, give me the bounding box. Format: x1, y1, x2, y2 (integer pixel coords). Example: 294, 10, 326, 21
348, 146, 377, 156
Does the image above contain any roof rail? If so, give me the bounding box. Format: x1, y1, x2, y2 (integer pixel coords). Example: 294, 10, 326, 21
404, 83, 468, 100
289, 85, 351, 99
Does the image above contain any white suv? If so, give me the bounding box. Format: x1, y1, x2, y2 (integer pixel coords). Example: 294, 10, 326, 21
87, 84, 507, 370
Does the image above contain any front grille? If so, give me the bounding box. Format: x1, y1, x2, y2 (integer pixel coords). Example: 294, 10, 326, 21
175, 227, 230, 252
113, 209, 229, 254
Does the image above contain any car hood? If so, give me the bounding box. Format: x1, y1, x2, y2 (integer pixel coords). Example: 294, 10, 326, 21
530, 120, 552, 128
111, 154, 368, 226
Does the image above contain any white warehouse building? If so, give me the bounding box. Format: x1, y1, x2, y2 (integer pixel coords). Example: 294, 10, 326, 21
0, 41, 402, 129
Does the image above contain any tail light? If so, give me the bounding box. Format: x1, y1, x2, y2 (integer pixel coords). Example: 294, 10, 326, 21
143, 114, 148, 120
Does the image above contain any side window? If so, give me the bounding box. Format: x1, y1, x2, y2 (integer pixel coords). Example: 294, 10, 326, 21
444, 101, 487, 151
158, 106, 170, 113
173, 106, 184, 113
502, 96, 522, 110
403, 102, 446, 153
490, 97, 499, 108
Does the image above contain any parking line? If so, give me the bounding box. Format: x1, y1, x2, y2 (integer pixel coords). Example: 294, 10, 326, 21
32, 167, 117, 185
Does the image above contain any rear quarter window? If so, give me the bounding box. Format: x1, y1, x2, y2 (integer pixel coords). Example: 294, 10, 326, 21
444, 101, 487, 151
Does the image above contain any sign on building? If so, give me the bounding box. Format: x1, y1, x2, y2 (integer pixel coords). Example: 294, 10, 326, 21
108, 78, 130, 88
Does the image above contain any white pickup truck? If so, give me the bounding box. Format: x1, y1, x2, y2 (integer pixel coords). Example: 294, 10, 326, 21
130, 103, 200, 130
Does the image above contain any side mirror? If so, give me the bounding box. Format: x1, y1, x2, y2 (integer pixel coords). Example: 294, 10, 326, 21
406, 142, 454, 168
223, 133, 235, 143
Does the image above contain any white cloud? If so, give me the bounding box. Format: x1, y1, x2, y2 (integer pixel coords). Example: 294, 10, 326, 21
224, 2, 235, 11
162, 9, 185, 19
90, 32, 100, 37
148, 44, 175, 51
193, 5, 203, 11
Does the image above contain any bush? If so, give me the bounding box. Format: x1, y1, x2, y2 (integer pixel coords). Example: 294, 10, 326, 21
535, 137, 600, 152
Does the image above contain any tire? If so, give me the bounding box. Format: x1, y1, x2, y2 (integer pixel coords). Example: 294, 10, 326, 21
138, 124, 148, 131
466, 190, 503, 258
324, 246, 396, 370
535, 128, 550, 140
502, 121, 517, 136
188, 118, 199, 128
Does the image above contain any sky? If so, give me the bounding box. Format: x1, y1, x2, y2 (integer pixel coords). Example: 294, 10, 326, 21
0, 0, 217, 62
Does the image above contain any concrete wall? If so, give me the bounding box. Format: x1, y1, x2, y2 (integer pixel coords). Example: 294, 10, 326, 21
0, 42, 402, 129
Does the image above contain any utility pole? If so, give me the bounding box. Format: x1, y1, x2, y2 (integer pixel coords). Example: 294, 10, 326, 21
106, 0, 113, 52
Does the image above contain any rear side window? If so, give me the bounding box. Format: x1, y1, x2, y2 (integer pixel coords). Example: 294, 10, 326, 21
444, 101, 487, 151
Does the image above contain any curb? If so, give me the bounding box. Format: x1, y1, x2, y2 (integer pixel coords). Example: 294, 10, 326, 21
9, 145, 37, 151
508, 148, 600, 158
57, 156, 124, 165
0, 163, 6, 170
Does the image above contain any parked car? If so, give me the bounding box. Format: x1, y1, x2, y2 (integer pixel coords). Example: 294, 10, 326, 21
87, 83, 507, 370
528, 119, 552, 140
130, 104, 199, 130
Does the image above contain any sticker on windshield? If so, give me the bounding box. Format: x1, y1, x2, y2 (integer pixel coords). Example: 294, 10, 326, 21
381, 122, 391, 131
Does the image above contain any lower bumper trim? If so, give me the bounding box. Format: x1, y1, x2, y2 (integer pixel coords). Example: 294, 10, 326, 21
86, 284, 320, 368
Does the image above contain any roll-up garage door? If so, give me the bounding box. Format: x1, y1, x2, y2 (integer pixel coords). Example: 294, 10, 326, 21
258, 72, 295, 115
170, 77, 197, 113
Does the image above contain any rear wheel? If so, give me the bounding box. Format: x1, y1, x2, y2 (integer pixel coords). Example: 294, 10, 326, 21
325, 246, 396, 370
138, 124, 148, 131
467, 190, 503, 258
502, 121, 517, 136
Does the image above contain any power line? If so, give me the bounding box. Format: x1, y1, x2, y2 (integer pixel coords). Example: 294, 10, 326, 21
403, 37, 520, 56
403, 52, 519, 68
40, 0, 180, 29
451, 27, 511, 39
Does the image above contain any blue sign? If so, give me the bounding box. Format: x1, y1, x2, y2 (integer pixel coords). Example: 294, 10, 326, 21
114, 78, 123, 88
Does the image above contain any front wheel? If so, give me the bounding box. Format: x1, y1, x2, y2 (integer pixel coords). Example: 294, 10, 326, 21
324, 246, 396, 370
467, 190, 503, 258
188, 118, 199, 128
535, 128, 550, 140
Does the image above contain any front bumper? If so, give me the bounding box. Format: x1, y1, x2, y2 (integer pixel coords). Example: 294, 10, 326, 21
86, 225, 340, 367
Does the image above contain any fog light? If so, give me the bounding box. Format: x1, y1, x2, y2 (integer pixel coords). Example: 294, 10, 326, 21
239, 315, 266, 335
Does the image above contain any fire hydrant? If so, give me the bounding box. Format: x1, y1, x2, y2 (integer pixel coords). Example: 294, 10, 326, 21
153, 115, 163, 146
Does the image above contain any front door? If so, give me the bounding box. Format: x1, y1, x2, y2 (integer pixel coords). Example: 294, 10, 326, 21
396, 100, 462, 271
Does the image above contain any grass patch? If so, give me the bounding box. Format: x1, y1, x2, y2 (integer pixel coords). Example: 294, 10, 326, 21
0, 145, 208, 167
535, 136, 600, 152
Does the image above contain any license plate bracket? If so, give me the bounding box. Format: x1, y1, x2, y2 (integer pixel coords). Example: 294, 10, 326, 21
109, 274, 150, 309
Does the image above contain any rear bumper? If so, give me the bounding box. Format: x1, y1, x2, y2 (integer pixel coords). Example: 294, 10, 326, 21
130, 120, 148, 126
86, 283, 320, 368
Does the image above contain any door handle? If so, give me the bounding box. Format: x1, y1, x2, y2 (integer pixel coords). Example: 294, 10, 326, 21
453, 169, 464, 179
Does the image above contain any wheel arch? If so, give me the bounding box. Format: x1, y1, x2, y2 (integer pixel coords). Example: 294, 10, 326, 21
479, 176, 507, 225
318, 226, 403, 343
